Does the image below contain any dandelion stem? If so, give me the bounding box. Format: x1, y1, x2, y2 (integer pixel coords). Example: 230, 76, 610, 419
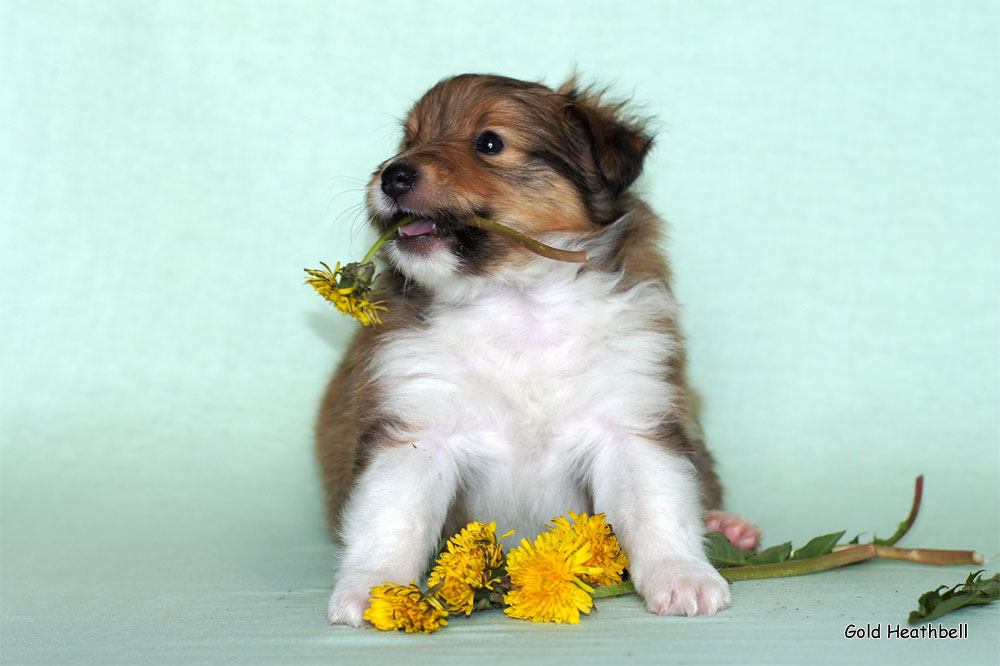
470, 217, 589, 263
591, 543, 984, 598
875, 474, 924, 547
719, 544, 878, 581
358, 215, 589, 265
590, 581, 637, 599
872, 545, 983, 566
361, 216, 416, 264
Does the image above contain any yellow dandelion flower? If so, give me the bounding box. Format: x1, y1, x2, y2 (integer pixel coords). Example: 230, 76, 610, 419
503, 530, 604, 624
428, 521, 512, 615
363, 581, 448, 633
550, 511, 629, 586
304, 261, 387, 328
429, 574, 477, 616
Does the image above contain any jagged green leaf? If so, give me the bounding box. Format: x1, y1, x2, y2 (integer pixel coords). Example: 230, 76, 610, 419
791, 531, 846, 560
908, 571, 1000, 625
746, 541, 792, 565
705, 531, 750, 567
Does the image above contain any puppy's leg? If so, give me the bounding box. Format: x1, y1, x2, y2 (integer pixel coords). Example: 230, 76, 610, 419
705, 511, 761, 551
590, 434, 730, 616
327, 443, 458, 626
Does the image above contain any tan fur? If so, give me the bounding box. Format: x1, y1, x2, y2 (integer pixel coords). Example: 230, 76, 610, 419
314, 293, 426, 535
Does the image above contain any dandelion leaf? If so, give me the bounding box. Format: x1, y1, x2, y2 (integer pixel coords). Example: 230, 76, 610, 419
791, 531, 845, 560
908, 571, 1000, 625
746, 541, 792, 565
705, 531, 750, 567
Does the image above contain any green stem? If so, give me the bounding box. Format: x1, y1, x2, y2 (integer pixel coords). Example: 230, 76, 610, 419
361, 216, 416, 264
592, 548, 875, 598
470, 217, 589, 264
874, 474, 924, 546
873, 545, 983, 566
360, 215, 589, 265
719, 544, 877, 581
591, 581, 637, 599
719, 544, 983, 580
590, 544, 983, 599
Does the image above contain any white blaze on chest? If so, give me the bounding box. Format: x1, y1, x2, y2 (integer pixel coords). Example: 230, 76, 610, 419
370, 272, 680, 533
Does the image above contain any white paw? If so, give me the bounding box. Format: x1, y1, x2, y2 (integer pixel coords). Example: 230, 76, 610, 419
636, 557, 731, 616
327, 582, 372, 627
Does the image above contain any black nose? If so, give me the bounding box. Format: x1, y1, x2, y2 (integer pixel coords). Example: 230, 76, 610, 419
380, 161, 417, 199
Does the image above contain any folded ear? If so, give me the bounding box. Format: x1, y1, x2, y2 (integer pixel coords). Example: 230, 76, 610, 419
559, 80, 653, 197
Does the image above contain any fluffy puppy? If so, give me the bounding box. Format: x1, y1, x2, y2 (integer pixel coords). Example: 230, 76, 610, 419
317, 74, 758, 626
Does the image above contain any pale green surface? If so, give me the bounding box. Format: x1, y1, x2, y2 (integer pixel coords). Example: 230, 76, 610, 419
2, 1, 998, 664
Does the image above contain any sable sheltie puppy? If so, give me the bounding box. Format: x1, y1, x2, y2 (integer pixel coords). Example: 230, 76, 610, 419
317, 74, 759, 626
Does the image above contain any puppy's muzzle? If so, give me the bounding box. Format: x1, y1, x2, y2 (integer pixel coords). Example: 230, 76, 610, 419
381, 161, 418, 200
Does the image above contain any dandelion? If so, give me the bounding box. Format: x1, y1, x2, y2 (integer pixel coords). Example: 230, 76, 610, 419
363, 581, 449, 633
428, 521, 512, 615
550, 511, 629, 586
503, 530, 605, 624
304, 261, 387, 327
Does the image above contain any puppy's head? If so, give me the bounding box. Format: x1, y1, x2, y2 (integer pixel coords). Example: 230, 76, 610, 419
367, 74, 653, 288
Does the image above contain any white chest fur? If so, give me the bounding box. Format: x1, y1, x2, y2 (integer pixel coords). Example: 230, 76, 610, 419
330, 270, 730, 627
368, 271, 680, 539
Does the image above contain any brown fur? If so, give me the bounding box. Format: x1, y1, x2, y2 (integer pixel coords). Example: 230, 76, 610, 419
315, 74, 723, 538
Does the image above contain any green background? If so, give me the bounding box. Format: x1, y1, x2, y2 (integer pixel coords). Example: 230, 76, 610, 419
2, 1, 997, 664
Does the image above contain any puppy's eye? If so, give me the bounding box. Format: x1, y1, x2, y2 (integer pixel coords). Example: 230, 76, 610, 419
474, 131, 504, 155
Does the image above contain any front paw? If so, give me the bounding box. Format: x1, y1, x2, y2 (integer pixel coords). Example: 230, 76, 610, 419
327, 581, 372, 627
635, 557, 731, 616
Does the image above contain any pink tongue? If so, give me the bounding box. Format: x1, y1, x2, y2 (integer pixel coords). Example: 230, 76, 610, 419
398, 219, 436, 237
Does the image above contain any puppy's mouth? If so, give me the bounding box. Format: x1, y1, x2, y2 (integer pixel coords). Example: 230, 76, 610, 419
395, 214, 451, 239
383, 209, 479, 250
378, 208, 497, 268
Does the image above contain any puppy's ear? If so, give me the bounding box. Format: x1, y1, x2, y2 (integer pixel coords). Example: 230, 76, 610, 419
559, 80, 653, 197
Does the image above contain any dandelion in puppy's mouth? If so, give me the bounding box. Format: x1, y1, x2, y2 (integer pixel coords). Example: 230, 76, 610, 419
304, 261, 386, 327
305, 215, 588, 327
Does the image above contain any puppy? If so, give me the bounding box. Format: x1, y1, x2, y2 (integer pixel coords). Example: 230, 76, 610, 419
316, 74, 759, 626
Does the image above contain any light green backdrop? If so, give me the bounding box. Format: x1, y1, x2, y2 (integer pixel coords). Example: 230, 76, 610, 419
2, 2, 997, 664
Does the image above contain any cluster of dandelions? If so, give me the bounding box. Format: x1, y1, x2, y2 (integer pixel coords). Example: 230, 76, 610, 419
362, 512, 628, 633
